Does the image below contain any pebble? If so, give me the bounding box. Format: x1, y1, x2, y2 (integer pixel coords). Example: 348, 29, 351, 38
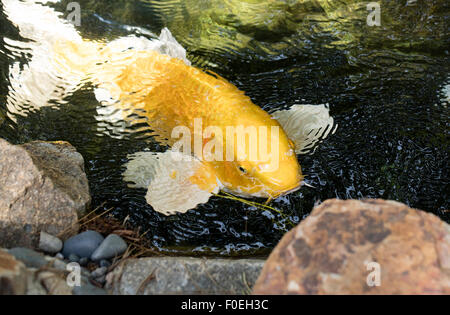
90, 234, 127, 261
68, 254, 80, 263
8, 247, 48, 268
91, 267, 107, 278
95, 275, 106, 285
62, 230, 104, 258
79, 257, 89, 266
72, 283, 108, 295
39, 231, 63, 254
52, 258, 67, 271
99, 259, 111, 268
55, 253, 64, 260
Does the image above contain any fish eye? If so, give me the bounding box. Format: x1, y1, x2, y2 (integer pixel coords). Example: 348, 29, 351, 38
238, 166, 247, 174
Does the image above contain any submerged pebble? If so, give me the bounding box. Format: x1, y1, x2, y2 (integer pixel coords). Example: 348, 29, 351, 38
62, 230, 104, 258
91, 234, 127, 261
39, 231, 63, 254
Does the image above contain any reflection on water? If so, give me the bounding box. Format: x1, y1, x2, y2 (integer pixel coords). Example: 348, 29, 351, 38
0, 0, 448, 256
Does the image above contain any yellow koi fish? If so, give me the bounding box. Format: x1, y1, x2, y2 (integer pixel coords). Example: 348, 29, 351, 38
3, 0, 335, 215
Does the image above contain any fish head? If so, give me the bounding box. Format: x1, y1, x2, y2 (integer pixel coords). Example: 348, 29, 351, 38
218, 120, 303, 199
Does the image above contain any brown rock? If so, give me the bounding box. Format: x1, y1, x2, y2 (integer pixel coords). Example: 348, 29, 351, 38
253, 199, 450, 295
0, 249, 27, 295
0, 139, 91, 248
37, 271, 72, 295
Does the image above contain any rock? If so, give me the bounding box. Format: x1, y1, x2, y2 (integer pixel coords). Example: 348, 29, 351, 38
25, 269, 47, 295
8, 247, 48, 269
107, 257, 264, 295
68, 254, 80, 263
253, 199, 450, 295
62, 230, 104, 259
0, 139, 91, 248
91, 267, 107, 278
0, 249, 27, 295
39, 231, 63, 254
94, 275, 106, 285
55, 253, 64, 260
72, 283, 108, 295
99, 260, 111, 268
79, 257, 89, 266
51, 258, 68, 272
37, 271, 72, 295
91, 234, 127, 262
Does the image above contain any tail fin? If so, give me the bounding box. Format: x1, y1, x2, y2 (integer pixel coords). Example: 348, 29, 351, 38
3, 0, 94, 120
2, 0, 189, 124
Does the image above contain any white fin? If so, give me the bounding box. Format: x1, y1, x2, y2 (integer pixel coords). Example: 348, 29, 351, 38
3, 0, 84, 121
271, 104, 337, 154
123, 151, 219, 216
105, 28, 191, 65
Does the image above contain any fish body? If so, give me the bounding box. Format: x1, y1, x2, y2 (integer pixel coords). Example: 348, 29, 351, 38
3, 0, 335, 215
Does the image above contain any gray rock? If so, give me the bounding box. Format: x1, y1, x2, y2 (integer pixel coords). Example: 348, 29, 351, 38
79, 257, 89, 266
107, 257, 265, 295
99, 260, 111, 268
0, 139, 91, 248
39, 231, 63, 254
91, 234, 127, 261
62, 230, 104, 258
8, 247, 48, 269
72, 283, 108, 295
68, 254, 80, 263
51, 258, 68, 271
95, 275, 106, 285
91, 267, 107, 278
55, 253, 64, 260
0, 249, 27, 295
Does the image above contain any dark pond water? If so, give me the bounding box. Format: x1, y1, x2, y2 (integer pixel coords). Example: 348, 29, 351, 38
0, 0, 448, 256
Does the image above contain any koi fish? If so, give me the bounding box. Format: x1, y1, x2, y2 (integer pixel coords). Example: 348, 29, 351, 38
3, 0, 335, 215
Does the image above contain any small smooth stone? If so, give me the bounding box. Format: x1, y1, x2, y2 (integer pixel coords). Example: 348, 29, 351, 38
95, 275, 106, 285
52, 259, 67, 271
68, 254, 80, 263
8, 247, 48, 269
39, 231, 63, 254
99, 260, 111, 268
91, 267, 107, 278
62, 230, 104, 258
79, 257, 89, 266
55, 253, 64, 260
90, 234, 127, 261
72, 283, 107, 295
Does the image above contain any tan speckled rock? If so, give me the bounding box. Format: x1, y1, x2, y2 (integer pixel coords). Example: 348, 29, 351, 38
253, 199, 450, 295
0, 249, 27, 295
0, 139, 90, 248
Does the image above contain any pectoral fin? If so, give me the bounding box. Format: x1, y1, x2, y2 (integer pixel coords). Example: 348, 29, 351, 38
123, 150, 219, 215
271, 104, 336, 154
